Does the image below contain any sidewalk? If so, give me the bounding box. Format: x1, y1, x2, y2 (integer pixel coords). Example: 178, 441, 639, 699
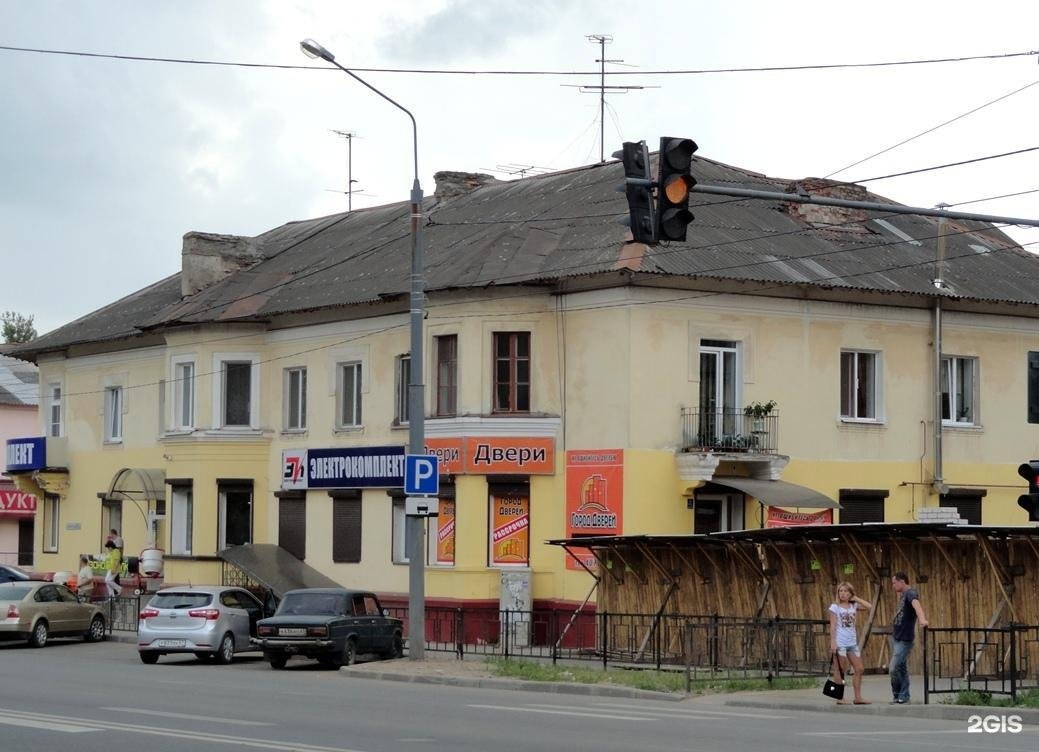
110, 630, 1039, 721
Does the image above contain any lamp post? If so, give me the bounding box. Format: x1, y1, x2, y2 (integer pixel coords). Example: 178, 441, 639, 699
301, 38, 426, 659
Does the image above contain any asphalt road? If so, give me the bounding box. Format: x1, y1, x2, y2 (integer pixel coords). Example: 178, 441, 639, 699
0, 638, 1035, 752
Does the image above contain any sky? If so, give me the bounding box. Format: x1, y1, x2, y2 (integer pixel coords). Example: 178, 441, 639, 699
2, 0, 1037, 337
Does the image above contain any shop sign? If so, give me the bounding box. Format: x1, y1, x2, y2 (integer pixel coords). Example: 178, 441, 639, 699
491, 493, 529, 566
565, 449, 624, 570
765, 507, 833, 528
281, 446, 406, 490
424, 436, 555, 475
435, 500, 455, 565
0, 490, 37, 517
5, 437, 45, 472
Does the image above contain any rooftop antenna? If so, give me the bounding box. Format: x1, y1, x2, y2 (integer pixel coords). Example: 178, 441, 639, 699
477, 163, 553, 178
565, 35, 655, 163
329, 130, 361, 210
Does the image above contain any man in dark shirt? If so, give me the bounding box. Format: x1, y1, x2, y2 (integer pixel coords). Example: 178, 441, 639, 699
890, 571, 929, 704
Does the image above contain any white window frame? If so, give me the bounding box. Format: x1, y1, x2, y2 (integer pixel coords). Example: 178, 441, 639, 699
391, 500, 415, 564
170, 356, 196, 430
211, 353, 260, 429
395, 354, 411, 425
170, 485, 193, 556
840, 350, 882, 421
104, 386, 124, 443
47, 382, 63, 437
283, 366, 308, 431
337, 361, 363, 429
43, 495, 59, 552
941, 355, 978, 425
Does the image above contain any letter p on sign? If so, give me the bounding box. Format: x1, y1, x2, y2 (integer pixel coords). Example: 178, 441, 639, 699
405, 454, 439, 496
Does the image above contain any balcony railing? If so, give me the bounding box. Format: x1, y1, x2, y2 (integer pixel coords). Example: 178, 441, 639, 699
680, 407, 778, 454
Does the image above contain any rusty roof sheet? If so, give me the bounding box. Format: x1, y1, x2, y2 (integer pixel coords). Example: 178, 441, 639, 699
10, 154, 1039, 359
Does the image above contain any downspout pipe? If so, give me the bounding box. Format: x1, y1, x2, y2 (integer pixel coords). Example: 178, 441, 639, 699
933, 212, 948, 495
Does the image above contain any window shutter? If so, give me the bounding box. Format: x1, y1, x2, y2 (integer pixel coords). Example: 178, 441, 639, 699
278, 496, 306, 560
332, 498, 362, 563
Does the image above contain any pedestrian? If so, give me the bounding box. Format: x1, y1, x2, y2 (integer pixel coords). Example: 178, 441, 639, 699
103, 540, 122, 598
77, 555, 95, 600
828, 581, 873, 705
108, 528, 123, 551
889, 571, 929, 704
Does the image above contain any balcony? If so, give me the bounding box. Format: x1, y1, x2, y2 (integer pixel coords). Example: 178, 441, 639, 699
680, 407, 779, 454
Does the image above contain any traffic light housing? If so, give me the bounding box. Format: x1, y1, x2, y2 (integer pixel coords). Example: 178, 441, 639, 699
656, 137, 698, 242
613, 141, 657, 245
1017, 461, 1039, 522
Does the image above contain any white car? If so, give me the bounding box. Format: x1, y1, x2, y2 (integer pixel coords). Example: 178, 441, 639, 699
137, 585, 272, 664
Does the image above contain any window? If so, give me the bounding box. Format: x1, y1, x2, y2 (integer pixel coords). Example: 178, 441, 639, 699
104, 386, 123, 442
489, 490, 529, 566
392, 499, 417, 564
940, 489, 985, 526
941, 356, 976, 424
42, 494, 59, 552
218, 483, 252, 549
493, 332, 530, 413
170, 484, 193, 555
699, 340, 740, 442
840, 351, 879, 419
223, 362, 252, 427
284, 367, 307, 431
428, 495, 455, 566
436, 335, 458, 416
395, 355, 411, 424
1029, 352, 1039, 424
47, 383, 62, 437
172, 360, 195, 429
337, 361, 362, 428
838, 489, 888, 524
332, 493, 362, 563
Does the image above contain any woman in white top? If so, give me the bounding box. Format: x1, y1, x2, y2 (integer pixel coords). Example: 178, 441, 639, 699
828, 581, 873, 704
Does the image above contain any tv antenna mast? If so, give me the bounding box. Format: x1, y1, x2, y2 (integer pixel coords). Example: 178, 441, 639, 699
329, 130, 363, 210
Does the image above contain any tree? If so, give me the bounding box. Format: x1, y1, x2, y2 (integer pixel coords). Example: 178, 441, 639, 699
1, 311, 37, 343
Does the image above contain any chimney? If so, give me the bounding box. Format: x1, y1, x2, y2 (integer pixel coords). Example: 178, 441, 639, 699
181, 232, 263, 297
783, 178, 871, 235
433, 171, 500, 199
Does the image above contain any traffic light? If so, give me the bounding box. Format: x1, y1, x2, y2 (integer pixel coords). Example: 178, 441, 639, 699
656, 137, 698, 242
613, 141, 657, 245
1017, 461, 1039, 522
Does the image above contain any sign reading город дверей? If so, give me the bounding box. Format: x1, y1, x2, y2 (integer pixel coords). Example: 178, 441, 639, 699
281, 446, 406, 490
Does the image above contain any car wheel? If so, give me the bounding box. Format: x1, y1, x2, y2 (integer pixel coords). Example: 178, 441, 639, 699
343, 639, 357, 667
385, 632, 404, 659
269, 654, 288, 670
29, 620, 48, 648
214, 633, 235, 665
85, 615, 107, 642
139, 651, 160, 664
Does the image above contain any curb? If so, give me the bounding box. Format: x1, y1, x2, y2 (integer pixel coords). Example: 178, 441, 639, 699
340, 668, 685, 701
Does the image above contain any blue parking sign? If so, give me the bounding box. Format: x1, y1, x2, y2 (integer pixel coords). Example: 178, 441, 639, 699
405, 454, 439, 496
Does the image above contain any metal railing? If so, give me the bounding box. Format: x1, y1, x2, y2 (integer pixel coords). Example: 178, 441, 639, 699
98, 594, 141, 634
924, 624, 1039, 704
680, 408, 778, 453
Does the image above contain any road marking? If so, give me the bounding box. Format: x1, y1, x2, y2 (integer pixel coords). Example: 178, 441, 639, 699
590, 702, 791, 720
0, 706, 368, 752
467, 703, 653, 721
0, 713, 97, 733
102, 706, 275, 726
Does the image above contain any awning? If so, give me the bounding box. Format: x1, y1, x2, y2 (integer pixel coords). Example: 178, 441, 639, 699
103, 468, 166, 502
706, 477, 841, 509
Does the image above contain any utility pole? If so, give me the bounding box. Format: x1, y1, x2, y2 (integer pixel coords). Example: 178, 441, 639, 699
330, 130, 359, 210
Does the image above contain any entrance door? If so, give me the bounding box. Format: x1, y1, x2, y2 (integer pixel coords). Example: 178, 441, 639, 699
692, 493, 744, 534
17, 519, 33, 566
699, 340, 740, 444
218, 485, 253, 550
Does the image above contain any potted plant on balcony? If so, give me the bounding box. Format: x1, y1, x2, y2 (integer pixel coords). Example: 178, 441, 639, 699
744, 400, 777, 433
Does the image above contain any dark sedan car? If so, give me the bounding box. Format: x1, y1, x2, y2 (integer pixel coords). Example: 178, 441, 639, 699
252, 588, 403, 669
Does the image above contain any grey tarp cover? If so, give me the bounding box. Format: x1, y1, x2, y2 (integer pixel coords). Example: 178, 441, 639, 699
217, 543, 343, 599
708, 476, 841, 509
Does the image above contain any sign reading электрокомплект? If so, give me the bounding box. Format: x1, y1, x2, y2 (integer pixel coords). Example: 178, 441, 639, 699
281, 446, 406, 490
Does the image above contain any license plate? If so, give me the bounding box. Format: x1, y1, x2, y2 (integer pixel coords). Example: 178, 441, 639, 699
279, 628, 306, 637
155, 639, 186, 648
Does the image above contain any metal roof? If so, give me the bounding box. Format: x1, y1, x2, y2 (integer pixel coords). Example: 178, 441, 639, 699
10, 154, 1038, 360
0, 354, 38, 407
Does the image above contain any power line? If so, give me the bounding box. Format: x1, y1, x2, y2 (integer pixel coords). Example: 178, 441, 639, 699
0, 44, 1034, 76
824, 79, 1039, 178
848, 146, 1039, 184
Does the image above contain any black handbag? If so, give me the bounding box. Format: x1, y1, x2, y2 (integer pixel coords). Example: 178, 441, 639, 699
822, 653, 846, 700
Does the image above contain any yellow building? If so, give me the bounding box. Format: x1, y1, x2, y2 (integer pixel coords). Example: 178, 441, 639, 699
6, 159, 1039, 617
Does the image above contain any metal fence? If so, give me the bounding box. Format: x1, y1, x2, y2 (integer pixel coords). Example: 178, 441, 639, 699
387, 606, 829, 679
924, 624, 1039, 703
98, 594, 141, 634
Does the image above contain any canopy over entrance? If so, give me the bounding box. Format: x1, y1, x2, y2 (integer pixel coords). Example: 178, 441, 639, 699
103, 468, 166, 502
705, 476, 841, 509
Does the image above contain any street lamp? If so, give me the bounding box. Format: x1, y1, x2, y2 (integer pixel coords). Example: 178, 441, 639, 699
301, 38, 426, 660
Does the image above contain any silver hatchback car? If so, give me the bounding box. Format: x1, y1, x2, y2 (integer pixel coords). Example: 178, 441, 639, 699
137, 586, 271, 665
